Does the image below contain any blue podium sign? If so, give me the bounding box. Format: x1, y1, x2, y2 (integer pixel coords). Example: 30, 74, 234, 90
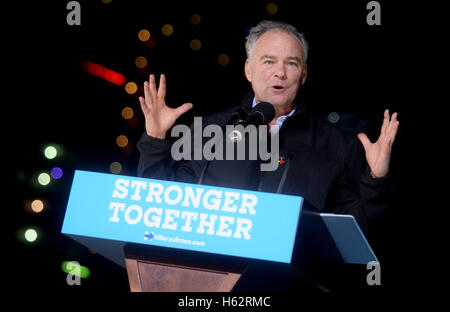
62, 170, 303, 265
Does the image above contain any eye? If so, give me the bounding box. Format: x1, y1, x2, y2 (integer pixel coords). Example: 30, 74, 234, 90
263, 60, 274, 65
288, 62, 299, 67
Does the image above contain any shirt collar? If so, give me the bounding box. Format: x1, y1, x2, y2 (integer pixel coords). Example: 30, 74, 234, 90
252, 97, 296, 127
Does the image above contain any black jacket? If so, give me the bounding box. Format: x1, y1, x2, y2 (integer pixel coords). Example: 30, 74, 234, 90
137, 92, 394, 238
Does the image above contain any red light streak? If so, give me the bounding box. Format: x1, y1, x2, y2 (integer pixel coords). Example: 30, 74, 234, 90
80, 60, 127, 86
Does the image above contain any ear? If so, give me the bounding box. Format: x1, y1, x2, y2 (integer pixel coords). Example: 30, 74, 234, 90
300, 64, 308, 86
244, 59, 252, 82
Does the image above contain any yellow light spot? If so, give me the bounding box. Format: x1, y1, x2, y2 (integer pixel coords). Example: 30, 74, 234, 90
161, 24, 174, 36
125, 82, 137, 94
190, 13, 202, 25
266, 2, 278, 15
31, 199, 44, 213
109, 162, 122, 174
135, 56, 147, 69
102, 0, 112, 4
116, 135, 129, 148
138, 29, 151, 42
190, 39, 202, 51
217, 53, 230, 66
121, 107, 134, 119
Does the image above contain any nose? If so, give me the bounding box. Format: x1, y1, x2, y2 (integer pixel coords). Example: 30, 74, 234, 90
273, 63, 287, 80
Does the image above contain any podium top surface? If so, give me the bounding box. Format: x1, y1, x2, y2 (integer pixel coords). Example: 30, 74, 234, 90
319, 213, 378, 264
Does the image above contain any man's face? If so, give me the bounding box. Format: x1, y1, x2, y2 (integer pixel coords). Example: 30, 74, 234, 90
245, 29, 307, 110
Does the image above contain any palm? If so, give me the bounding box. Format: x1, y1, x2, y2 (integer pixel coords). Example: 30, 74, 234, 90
146, 105, 180, 136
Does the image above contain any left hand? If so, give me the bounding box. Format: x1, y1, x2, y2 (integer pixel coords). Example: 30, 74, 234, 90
357, 109, 400, 178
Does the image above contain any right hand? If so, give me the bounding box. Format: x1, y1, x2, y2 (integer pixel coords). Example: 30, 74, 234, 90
139, 74, 193, 139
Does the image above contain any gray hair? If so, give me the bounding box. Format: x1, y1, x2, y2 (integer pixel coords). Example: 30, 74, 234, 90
245, 20, 309, 64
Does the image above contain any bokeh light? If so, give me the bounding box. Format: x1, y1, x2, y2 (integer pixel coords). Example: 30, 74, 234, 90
110, 162, 122, 174
31, 199, 44, 213
116, 135, 129, 148
125, 82, 137, 94
190, 13, 202, 25
328, 112, 340, 124
145, 38, 157, 50
190, 39, 202, 51
61, 261, 91, 279
25, 228, 38, 242
121, 107, 134, 119
38, 172, 51, 186
266, 3, 278, 15
218, 54, 230, 66
81, 60, 127, 86
44, 145, 57, 159
161, 24, 174, 36
101, 0, 112, 4
138, 29, 151, 42
135, 56, 147, 69
50, 167, 63, 179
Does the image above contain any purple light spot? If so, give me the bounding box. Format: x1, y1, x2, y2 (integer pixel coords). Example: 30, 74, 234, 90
50, 167, 63, 179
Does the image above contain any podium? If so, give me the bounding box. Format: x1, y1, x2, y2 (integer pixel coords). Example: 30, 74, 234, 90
62, 170, 378, 292
123, 243, 246, 292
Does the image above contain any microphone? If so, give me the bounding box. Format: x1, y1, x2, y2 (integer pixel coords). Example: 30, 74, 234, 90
228, 102, 275, 142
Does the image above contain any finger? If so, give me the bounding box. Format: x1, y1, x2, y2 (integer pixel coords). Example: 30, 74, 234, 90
380, 109, 390, 138
139, 96, 149, 114
174, 102, 193, 118
380, 113, 399, 154
357, 133, 372, 151
149, 74, 158, 104
385, 112, 398, 135
390, 112, 398, 123
387, 115, 400, 144
158, 74, 166, 100
143, 81, 152, 108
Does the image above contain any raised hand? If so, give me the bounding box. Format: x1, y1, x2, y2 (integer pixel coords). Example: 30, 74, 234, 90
139, 74, 193, 139
357, 109, 400, 178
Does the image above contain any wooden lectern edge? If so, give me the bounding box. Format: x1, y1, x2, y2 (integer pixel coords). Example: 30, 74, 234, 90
125, 258, 143, 292
123, 243, 250, 292
217, 273, 242, 292
125, 256, 244, 292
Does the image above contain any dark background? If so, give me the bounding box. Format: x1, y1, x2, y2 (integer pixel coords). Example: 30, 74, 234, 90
6, 0, 420, 294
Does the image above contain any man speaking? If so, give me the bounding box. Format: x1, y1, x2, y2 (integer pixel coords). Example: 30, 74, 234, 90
136, 20, 399, 290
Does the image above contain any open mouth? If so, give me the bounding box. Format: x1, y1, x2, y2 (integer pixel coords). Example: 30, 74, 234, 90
272, 85, 285, 91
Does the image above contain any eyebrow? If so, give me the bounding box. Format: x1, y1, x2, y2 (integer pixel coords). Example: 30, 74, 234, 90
260, 54, 276, 60
286, 56, 302, 63
260, 54, 302, 63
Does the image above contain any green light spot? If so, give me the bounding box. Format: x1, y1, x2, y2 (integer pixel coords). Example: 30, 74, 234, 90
38, 172, 51, 186
25, 229, 37, 242
61, 261, 91, 278
44, 146, 57, 159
